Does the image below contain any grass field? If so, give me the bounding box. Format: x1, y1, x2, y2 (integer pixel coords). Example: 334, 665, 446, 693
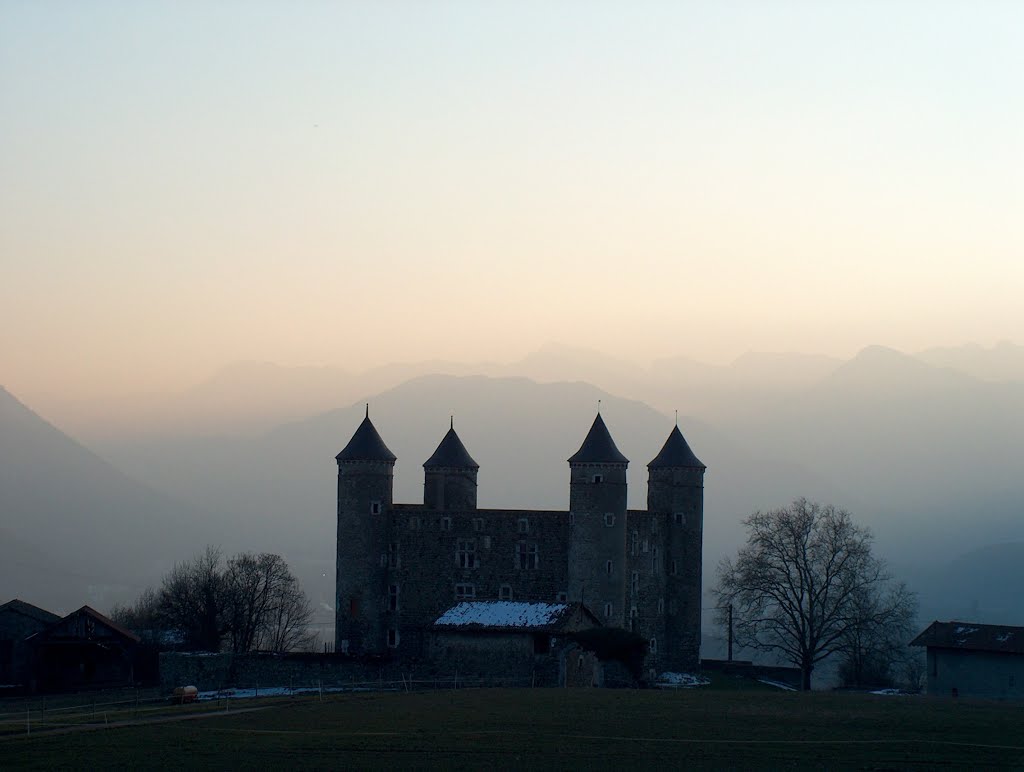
3, 683, 1024, 770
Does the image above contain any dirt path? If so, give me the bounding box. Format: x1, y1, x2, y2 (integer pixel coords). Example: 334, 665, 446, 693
2, 703, 276, 740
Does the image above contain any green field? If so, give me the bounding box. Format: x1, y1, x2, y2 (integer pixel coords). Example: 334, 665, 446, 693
3, 683, 1024, 770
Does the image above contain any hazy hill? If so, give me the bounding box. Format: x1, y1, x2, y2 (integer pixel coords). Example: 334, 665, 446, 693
0, 386, 216, 612
917, 341, 1024, 382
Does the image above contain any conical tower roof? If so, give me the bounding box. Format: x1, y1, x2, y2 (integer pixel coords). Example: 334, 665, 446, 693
424, 424, 479, 469
648, 425, 704, 469
335, 410, 396, 462
568, 413, 629, 465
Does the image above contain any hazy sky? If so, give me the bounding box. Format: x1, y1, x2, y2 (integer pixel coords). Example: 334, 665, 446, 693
3, 1, 1022, 399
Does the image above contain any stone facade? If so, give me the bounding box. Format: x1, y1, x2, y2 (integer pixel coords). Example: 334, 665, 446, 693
335, 413, 706, 673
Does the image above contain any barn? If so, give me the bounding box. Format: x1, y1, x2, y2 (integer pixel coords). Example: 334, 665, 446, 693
910, 620, 1024, 700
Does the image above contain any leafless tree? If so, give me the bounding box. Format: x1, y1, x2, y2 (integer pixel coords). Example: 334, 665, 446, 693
836, 581, 917, 688
158, 545, 228, 651
224, 552, 314, 653
118, 546, 314, 653
714, 498, 915, 690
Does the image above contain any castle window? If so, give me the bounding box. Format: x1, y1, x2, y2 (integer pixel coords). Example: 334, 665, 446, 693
642, 539, 649, 553
569, 513, 575, 526
669, 599, 677, 615
409, 516, 422, 530
593, 474, 603, 484
473, 518, 485, 532
630, 606, 638, 632
499, 584, 513, 600
456, 540, 478, 568
380, 553, 387, 567
604, 602, 613, 619
388, 542, 400, 568
339, 639, 350, 654
516, 543, 539, 569
631, 571, 639, 595
605, 559, 613, 576
670, 558, 678, 576
652, 548, 659, 573
604, 513, 615, 527
657, 597, 665, 614
455, 583, 475, 599
674, 513, 685, 525
651, 517, 659, 533
650, 637, 657, 654
441, 516, 452, 531
631, 531, 639, 556
483, 535, 491, 549
518, 518, 529, 534
370, 501, 381, 515
388, 584, 400, 611
387, 629, 399, 648
556, 592, 568, 603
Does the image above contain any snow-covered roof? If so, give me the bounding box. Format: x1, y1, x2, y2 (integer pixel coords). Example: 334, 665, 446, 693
910, 620, 1024, 655
433, 601, 575, 630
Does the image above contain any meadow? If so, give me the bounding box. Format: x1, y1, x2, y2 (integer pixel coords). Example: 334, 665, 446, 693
3, 680, 1023, 770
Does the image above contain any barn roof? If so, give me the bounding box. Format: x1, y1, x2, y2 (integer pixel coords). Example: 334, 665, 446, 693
424, 425, 478, 469
910, 621, 1024, 655
648, 425, 705, 469
30, 605, 141, 645
433, 601, 596, 632
567, 413, 628, 465
335, 411, 396, 463
0, 599, 61, 626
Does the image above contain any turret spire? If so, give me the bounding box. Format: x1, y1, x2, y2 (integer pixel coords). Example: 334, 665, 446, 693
568, 413, 628, 465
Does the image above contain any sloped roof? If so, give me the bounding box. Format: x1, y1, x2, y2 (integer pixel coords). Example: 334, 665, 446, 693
0, 599, 61, 626
433, 601, 588, 631
648, 425, 705, 469
31, 606, 142, 644
424, 426, 479, 469
335, 413, 396, 463
910, 621, 1024, 655
567, 414, 628, 465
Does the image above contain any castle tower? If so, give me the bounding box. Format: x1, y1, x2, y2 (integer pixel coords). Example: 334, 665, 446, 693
335, 408, 396, 654
648, 423, 705, 671
567, 413, 628, 627
423, 420, 479, 511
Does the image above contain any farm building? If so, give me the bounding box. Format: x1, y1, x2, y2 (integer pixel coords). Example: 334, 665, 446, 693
428, 600, 603, 685
28, 605, 145, 692
0, 599, 61, 692
910, 620, 1024, 700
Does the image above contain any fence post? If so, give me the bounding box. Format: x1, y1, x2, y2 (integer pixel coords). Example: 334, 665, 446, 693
26, 708, 30, 735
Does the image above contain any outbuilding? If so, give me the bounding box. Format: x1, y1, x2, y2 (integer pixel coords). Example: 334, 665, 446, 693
428, 600, 602, 685
0, 599, 61, 693
910, 620, 1024, 700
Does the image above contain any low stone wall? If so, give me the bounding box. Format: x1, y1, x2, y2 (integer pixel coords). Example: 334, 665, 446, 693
159, 652, 407, 691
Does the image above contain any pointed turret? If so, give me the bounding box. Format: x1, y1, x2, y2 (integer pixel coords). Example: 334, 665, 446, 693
335, 409, 396, 463
567, 412, 628, 627
424, 424, 479, 470
335, 407, 395, 656
567, 413, 629, 465
423, 419, 478, 510
648, 425, 704, 469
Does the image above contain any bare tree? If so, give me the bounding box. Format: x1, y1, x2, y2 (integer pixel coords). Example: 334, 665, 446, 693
120, 546, 314, 653
836, 581, 917, 688
714, 498, 914, 690
158, 545, 228, 651
224, 552, 314, 653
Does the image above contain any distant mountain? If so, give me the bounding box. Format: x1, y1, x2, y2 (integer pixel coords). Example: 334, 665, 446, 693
717, 346, 1024, 557
0, 386, 216, 612
917, 341, 1024, 382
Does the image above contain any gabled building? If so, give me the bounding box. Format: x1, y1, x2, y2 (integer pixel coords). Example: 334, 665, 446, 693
910, 620, 1024, 700
335, 411, 705, 673
28, 605, 143, 692
0, 599, 61, 691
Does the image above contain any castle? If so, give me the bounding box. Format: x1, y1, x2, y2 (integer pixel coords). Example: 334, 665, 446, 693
335, 410, 706, 672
